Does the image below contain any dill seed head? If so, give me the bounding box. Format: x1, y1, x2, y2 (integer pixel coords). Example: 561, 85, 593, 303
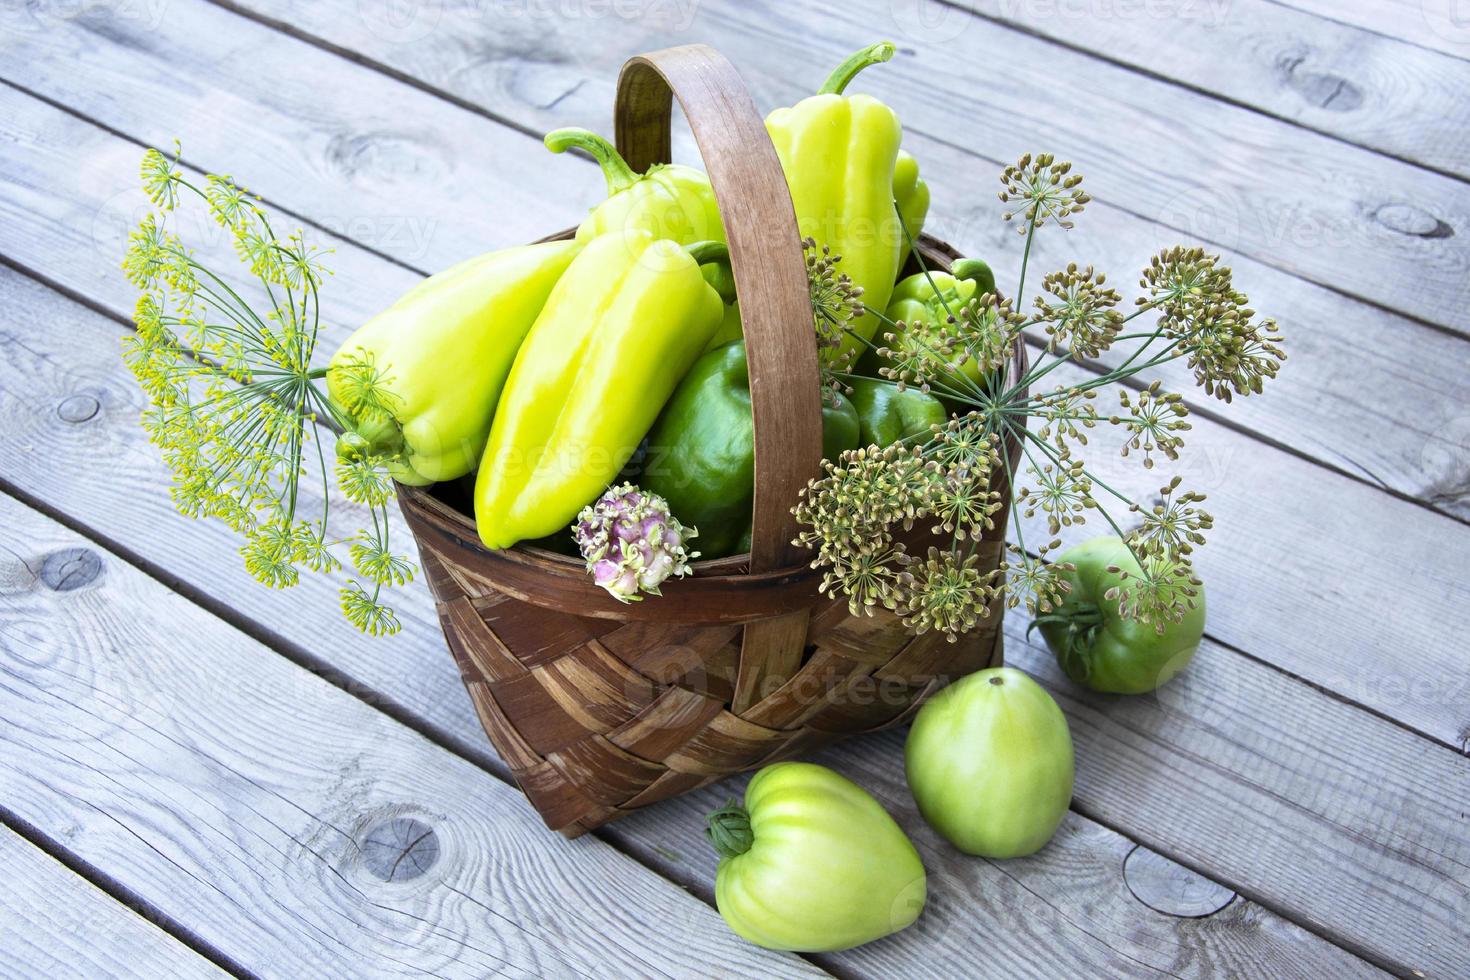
999, 153, 1091, 231
1035, 263, 1124, 360
122, 144, 410, 635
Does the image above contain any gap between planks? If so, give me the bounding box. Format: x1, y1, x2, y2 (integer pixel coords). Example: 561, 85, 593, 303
933, 0, 1470, 184
187, 0, 1470, 337
0, 817, 245, 980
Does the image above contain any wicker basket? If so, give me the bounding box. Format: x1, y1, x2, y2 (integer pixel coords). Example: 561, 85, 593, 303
397, 43, 1026, 837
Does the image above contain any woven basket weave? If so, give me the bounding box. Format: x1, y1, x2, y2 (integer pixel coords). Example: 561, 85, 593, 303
398, 43, 1026, 836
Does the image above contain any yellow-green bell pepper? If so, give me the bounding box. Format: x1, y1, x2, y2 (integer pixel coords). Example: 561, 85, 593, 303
475, 230, 727, 549
894, 149, 930, 269
692, 148, 928, 353
327, 240, 579, 485
766, 42, 904, 361
701, 261, 744, 351
862, 258, 996, 389
546, 127, 725, 246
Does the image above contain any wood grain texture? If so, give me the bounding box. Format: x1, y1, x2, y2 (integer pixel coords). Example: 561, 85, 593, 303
0, 492, 822, 979
73, 0, 1470, 523
948, 0, 1470, 177
0, 193, 1394, 977
0, 0, 596, 272
206, 0, 1470, 331
1273, 0, 1470, 62
0, 15, 1460, 972
0, 826, 228, 980
997, 622, 1470, 978
4, 49, 1466, 744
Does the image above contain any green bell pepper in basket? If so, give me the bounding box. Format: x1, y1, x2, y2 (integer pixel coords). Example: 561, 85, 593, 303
847, 376, 946, 448
861, 258, 997, 390
640, 341, 860, 558
327, 239, 580, 485
546, 127, 725, 246
475, 230, 727, 549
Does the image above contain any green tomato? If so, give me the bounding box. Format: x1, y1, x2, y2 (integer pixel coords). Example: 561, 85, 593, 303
707, 762, 926, 952
905, 667, 1074, 858
1036, 536, 1206, 694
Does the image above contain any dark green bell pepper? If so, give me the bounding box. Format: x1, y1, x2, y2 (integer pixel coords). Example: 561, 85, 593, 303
641, 341, 859, 558
847, 377, 946, 448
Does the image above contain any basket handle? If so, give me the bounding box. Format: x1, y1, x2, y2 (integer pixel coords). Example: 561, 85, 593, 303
614, 44, 822, 575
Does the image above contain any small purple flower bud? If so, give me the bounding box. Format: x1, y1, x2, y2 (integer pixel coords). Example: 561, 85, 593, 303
575, 482, 698, 602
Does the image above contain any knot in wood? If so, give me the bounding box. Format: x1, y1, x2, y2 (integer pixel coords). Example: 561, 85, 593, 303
1372, 204, 1454, 239
1123, 844, 1234, 918
57, 394, 100, 423
360, 817, 439, 882
40, 548, 103, 592
1275, 49, 1364, 113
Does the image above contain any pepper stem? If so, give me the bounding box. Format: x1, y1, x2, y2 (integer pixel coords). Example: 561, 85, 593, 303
950, 258, 997, 299
705, 801, 754, 860
334, 405, 405, 461
683, 240, 729, 266
1027, 600, 1104, 653
686, 241, 735, 304
544, 127, 641, 195
818, 41, 897, 96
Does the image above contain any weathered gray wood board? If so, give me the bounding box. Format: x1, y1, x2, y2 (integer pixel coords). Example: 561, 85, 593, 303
0, 183, 1387, 980
0, 28, 1464, 963
1274, 0, 1470, 61
4, 7, 1467, 748
0, 0, 592, 271
215, 0, 1470, 331
948, 0, 1470, 177
0, 826, 228, 980
0, 492, 821, 979
0, 0, 1464, 975
10, 0, 1470, 529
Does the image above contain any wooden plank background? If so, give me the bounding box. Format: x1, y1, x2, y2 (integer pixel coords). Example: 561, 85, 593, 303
0, 825, 229, 980
0, 0, 1466, 976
